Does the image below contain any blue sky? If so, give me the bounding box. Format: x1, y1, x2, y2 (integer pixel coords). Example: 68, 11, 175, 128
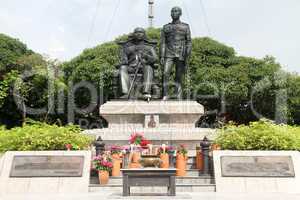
0, 0, 299, 73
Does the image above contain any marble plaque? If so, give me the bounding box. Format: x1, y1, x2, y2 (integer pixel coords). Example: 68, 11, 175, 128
221, 156, 295, 177
144, 114, 159, 128
10, 155, 84, 177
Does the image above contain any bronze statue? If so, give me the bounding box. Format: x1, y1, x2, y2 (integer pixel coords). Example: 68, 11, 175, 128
117, 27, 159, 100
160, 6, 192, 100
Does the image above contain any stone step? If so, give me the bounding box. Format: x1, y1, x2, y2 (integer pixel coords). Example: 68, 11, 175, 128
84, 128, 216, 141
89, 184, 216, 193
91, 169, 212, 178
90, 175, 215, 185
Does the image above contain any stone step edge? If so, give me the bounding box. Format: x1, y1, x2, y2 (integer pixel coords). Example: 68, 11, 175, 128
97, 176, 214, 179
89, 184, 216, 187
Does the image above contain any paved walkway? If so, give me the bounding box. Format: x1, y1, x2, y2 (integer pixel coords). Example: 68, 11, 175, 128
1, 192, 300, 200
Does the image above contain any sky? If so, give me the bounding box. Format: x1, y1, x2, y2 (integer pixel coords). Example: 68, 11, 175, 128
0, 0, 299, 73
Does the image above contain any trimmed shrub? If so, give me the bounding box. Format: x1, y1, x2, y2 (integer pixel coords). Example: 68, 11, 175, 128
215, 120, 300, 150
0, 121, 93, 152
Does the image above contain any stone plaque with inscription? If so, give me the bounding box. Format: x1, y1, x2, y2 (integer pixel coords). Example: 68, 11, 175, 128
221, 156, 295, 177
10, 155, 84, 177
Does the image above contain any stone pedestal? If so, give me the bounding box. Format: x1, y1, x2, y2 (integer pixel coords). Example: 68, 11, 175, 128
100, 100, 204, 129
84, 100, 216, 153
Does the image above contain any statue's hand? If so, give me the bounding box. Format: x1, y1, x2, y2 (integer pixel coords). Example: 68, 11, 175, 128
160, 58, 165, 66
141, 59, 147, 65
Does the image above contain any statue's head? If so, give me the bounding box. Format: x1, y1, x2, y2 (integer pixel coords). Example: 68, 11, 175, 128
133, 27, 146, 41
171, 6, 182, 20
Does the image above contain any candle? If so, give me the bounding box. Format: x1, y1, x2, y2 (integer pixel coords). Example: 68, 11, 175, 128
148, 144, 153, 155
162, 144, 166, 154
130, 144, 134, 152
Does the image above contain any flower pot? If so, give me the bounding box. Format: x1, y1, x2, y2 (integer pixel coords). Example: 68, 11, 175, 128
176, 153, 187, 176
160, 153, 169, 168
111, 153, 120, 160
211, 144, 221, 151
131, 152, 140, 163
129, 162, 141, 168
112, 157, 121, 177
196, 151, 204, 170
98, 170, 109, 185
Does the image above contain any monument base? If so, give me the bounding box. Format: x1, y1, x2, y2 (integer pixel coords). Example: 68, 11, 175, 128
85, 100, 216, 152
100, 100, 205, 129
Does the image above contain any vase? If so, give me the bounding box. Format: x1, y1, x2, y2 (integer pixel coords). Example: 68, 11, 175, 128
98, 170, 109, 185
196, 151, 204, 170
211, 144, 221, 151
131, 152, 140, 163
129, 152, 141, 168
160, 153, 169, 168
176, 153, 187, 176
111, 153, 120, 160
112, 154, 121, 177
129, 162, 141, 168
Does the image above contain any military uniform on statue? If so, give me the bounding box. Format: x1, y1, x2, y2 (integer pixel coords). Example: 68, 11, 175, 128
160, 6, 192, 100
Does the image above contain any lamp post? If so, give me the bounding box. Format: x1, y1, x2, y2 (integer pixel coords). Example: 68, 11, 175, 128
148, 0, 154, 27
200, 136, 211, 175
94, 136, 105, 156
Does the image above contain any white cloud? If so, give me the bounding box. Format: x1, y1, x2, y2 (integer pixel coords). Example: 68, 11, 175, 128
0, 0, 299, 73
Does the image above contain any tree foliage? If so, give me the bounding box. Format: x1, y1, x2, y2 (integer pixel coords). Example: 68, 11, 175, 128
1, 28, 300, 128
63, 28, 299, 126
0, 34, 63, 127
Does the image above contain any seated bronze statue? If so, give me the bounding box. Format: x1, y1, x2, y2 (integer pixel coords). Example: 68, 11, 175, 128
114, 27, 160, 100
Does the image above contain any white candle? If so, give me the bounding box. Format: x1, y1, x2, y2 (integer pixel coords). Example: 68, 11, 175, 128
162, 144, 166, 154
130, 144, 134, 152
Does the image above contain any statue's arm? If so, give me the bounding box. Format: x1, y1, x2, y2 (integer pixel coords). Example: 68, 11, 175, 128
119, 45, 128, 67
147, 47, 158, 65
185, 25, 192, 57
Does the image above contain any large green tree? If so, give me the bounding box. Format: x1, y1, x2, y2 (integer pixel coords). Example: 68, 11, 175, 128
63, 28, 297, 126
0, 34, 64, 127
1, 29, 300, 128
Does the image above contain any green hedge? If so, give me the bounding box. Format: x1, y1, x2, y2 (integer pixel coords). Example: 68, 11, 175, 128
215, 120, 300, 150
0, 121, 93, 153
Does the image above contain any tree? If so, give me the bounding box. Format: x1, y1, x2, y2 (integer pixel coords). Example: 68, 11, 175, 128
0, 33, 63, 127
1, 29, 300, 127
287, 74, 300, 124
63, 28, 298, 126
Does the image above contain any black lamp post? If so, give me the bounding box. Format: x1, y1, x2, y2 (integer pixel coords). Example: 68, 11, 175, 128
200, 136, 211, 175
94, 136, 105, 156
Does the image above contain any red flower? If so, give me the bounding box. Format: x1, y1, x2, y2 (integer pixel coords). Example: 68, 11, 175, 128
140, 139, 150, 147
129, 133, 144, 145
65, 144, 72, 150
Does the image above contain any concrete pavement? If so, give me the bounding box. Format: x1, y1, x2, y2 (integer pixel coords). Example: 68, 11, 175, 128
1, 192, 300, 200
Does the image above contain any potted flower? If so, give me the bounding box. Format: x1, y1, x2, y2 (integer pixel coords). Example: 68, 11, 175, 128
110, 145, 123, 177
158, 145, 175, 168
129, 133, 150, 168
110, 145, 123, 159
129, 133, 144, 145
196, 145, 204, 170
176, 144, 188, 176
93, 154, 113, 184
140, 139, 150, 149
211, 143, 221, 151
65, 144, 72, 151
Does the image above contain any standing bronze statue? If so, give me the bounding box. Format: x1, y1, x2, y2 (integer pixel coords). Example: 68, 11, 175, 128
160, 6, 192, 100
117, 27, 159, 100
